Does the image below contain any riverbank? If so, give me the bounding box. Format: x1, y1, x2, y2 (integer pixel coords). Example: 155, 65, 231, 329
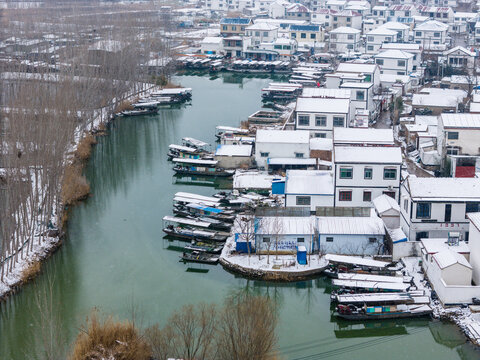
0, 83, 160, 302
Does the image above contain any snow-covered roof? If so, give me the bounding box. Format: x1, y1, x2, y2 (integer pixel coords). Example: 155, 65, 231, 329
318, 216, 385, 235
375, 49, 414, 59
444, 46, 475, 57
373, 194, 400, 215
340, 82, 373, 89
256, 129, 310, 144
421, 238, 470, 255
468, 212, 480, 231
256, 216, 316, 235
337, 62, 377, 74
330, 26, 361, 34
285, 170, 334, 195
367, 27, 398, 36
333, 128, 394, 145
310, 137, 333, 151
246, 22, 279, 31
88, 40, 125, 52
407, 177, 480, 201
325, 254, 389, 267
419, 88, 467, 101
301, 88, 351, 99
268, 158, 317, 166
215, 144, 252, 157
334, 146, 402, 164
380, 21, 410, 30
379, 74, 411, 84
412, 94, 458, 108
414, 20, 449, 31
433, 249, 472, 270
296, 97, 350, 114
440, 113, 480, 129
380, 43, 421, 51
201, 37, 223, 44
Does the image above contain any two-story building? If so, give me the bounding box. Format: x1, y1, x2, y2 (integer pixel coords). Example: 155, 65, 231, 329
442, 46, 475, 70
334, 146, 402, 207
290, 24, 324, 43
246, 22, 279, 45
380, 43, 421, 71
374, 49, 414, 75
339, 82, 375, 118
295, 97, 351, 138
400, 176, 480, 241
220, 18, 253, 37
413, 20, 449, 49
329, 27, 361, 53
223, 36, 251, 58
365, 27, 398, 54
285, 170, 335, 211
330, 10, 363, 30
285, 3, 311, 21
336, 62, 381, 89
417, 5, 454, 24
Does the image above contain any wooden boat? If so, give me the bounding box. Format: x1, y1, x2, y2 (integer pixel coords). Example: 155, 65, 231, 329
173, 203, 235, 223
331, 279, 411, 293
172, 158, 234, 177
162, 216, 229, 242
332, 292, 429, 305
184, 241, 224, 254
335, 304, 432, 320
167, 144, 213, 161
215, 126, 249, 140
180, 251, 219, 264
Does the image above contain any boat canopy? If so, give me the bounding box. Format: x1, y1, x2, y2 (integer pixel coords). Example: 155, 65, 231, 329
169, 144, 198, 153
216, 126, 249, 134
183, 137, 209, 148
162, 215, 211, 228
175, 192, 221, 203
172, 158, 218, 166
337, 273, 412, 284
132, 102, 158, 108
332, 279, 410, 292
326, 254, 391, 269
186, 203, 223, 214
336, 292, 413, 304
174, 197, 219, 207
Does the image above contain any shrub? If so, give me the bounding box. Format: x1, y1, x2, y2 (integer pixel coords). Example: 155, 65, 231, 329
76, 134, 97, 162
61, 163, 90, 206
20, 260, 41, 284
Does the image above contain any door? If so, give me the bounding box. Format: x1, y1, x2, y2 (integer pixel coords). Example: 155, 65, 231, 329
445, 204, 452, 222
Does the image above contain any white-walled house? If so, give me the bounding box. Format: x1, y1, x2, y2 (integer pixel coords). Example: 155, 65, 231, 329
365, 27, 398, 54
295, 97, 350, 138
468, 212, 480, 285
400, 176, 480, 242
329, 27, 361, 53
339, 82, 374, 116
437, 113, 480, 158
374, 49, 414, 75
246, 22, 279, 46
334, 146, 402, 207
255, 129, 310, 170
336, 62, 381, 89
442, 46, 475, 69
284, 170, 335, 211
380, 43, 421, 71
200, 37, 224, 55
413, 20, 449, 49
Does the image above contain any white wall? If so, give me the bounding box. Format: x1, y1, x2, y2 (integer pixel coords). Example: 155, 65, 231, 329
255, 141, 310, 169
469, 221, 480, 285
285, 194, 334, 211
319, 234, 384, 255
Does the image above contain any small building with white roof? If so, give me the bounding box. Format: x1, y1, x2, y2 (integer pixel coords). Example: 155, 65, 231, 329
339, 82, 374, 116
334, 145, 402, 207
329, 26, 361, 53
373, 193, 401, 229
442, 46, 475, 69
255, 129, 310, 170
214, 144, 253, 169
438, 113, 480, 158
400, 176, 480, 242
295, 97, 350, 138
336, 62, 381, 89
284, 170, 335, 211
246, 22, 279, 45
374, 49, 414, 76
365, 27, 398, 54
200, 37, 224, 55
333, 128, 395, 147
413, 20, 449, 49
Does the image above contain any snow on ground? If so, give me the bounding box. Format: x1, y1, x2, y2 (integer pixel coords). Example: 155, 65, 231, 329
220, 235, 328, 273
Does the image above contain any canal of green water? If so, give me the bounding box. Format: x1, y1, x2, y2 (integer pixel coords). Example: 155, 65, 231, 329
0, 73, 478, 359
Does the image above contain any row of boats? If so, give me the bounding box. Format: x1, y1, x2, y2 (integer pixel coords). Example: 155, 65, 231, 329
176, 56, 293, 74
120, 88, 193, 117
325, 254, 433, 320
162, 191, 277, 264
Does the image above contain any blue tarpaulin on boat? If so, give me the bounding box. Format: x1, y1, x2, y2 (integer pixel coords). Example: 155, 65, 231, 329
188, 204, 223, 213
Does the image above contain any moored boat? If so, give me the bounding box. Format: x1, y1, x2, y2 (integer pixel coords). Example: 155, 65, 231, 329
335, 303, 433, 320
180, 251, 219, 264
172, 158, 234, 177
184, 240, 224, 254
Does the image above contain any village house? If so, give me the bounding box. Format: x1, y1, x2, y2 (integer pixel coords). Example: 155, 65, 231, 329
374, 49, 414, 75
326, 0, 347, 11
413, 20, 449, 49
285, 3, 311, 20
214, 144, 253, 169
474, 22, 480, 45
246, 22, 279, 45
380, 21, 410, 42
330, 10, 363, 30
254, 129, 311, 170
417, 6, 454, 24
388, 4, 419, 19
380, 43, 421, 71
339, 82, 374, 117
442, 46, 475, 70
289, 24, 324, 43
365, 27, 399, 54
451, 12, 476, 33
412, 93, 459, 115
220, 18, 253, 37
284, 170, 335, 211
268, 0, 290, 19
295, 97, 351, 138
400, 176, 480, 242
371, 5, 388, 21
223, 36, 251, 58
333, 145, 402, 207
329, 27, 361, 53
336, 62, 381, 89
200, 37, 223, 55
333, 127, 395, 147
260, 37, 298, 60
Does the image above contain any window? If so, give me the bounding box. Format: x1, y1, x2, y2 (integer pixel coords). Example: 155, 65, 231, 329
315, 115, 327, 127
333, 116, 344, 127
416, 202, 431, 219
260, 152, 269, 157
383, 168, 397, 180
403, 199, 408, 211
298, 115, 310, 126
263, 237, 270, 242
310, 34, 316, 39
340, 167, 353, 179
297, 237, 305, 242
291, 32, 296, 38
364, 167, 372, 179
398, 60, 406, 67
263, 31, 268, 37
255, 31, 260, 36
330, 34, 337, 40
347, 34, 354, 40
369, 237, 377, 243
315, 133, 326, 138
415, 31, 421, 37
232, 25, 237, 30
296, 196, 311, 205
383, 191, 395, 199
333, 16, 338, 21
447, 131, 459, 140
367, 45, 374, 51
326, 237, 334, 242
367, 36, 374, 42
347, 17, 351, 22
445, 204, 452, 222
295, 152, 304, 158
301, 33, 306, 39
385, 37, 391, 42
446, 146, 459, 155
347, 44, 353, 50
356, 91, 365, 101
397, 71, 405, 75
274, 45, 282, 49
339, 191, 352, 201
223, 25, 228, 30
434, 32, 440, 37
376, 59, 384, 65
415, 231, 429, 241
466, 202, 480, 217
363, 191, 372, 202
